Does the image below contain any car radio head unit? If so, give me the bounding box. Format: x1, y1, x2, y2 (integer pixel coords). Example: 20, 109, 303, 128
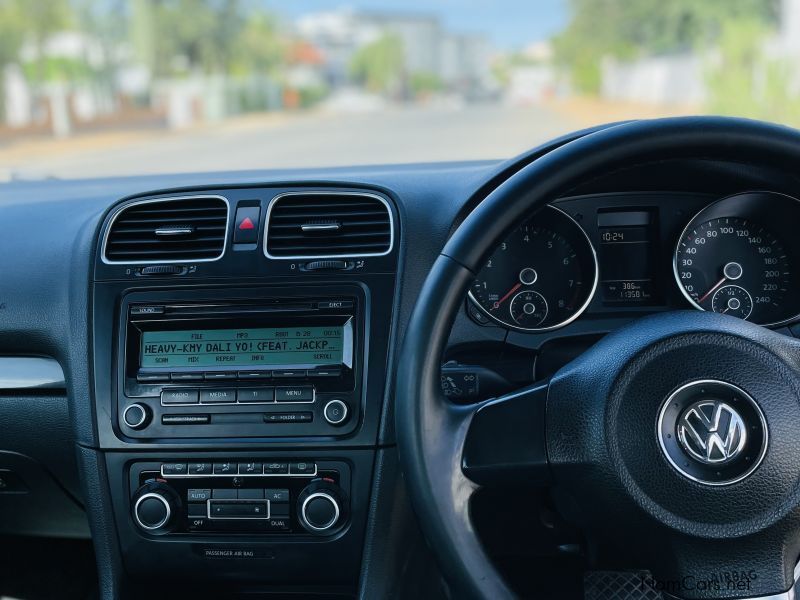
116, 291, 362, 439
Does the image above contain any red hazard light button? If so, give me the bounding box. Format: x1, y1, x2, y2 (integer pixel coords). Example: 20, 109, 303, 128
233, 206, 260, 244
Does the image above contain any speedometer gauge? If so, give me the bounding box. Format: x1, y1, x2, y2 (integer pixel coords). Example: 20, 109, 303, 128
468, 205, 598, 332
674, 191, 800, 327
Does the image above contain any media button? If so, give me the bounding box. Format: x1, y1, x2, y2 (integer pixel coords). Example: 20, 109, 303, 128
161, 389, 199, 404
237, 388, 274, 403
200, 389, 236, 403
275, 386, 313, 403
263, 461, 289, 475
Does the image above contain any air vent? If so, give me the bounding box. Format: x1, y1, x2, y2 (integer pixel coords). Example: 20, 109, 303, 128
265, 192, 393, 259
103, 196, 229, 264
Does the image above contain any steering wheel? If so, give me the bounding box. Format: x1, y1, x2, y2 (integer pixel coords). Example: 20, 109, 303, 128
395, 117, 800, 599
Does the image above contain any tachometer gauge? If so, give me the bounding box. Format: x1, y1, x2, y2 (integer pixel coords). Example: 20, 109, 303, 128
674, 191, 800, 326
468, 205, 598, 332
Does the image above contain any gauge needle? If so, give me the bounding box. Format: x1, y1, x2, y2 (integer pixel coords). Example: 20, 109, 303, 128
698, 277, 727, 304
492, 283, 521, 310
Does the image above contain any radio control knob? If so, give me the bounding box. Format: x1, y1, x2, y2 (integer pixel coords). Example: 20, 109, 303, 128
297, 479, 347, 535
323, 399, 349, 426
123, 403, 150, 430
131, 482, 180, 535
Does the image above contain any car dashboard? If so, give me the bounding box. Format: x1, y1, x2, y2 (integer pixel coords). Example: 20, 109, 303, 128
2, 123, 800, 598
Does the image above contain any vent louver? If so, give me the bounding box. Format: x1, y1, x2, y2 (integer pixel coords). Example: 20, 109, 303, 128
103, 196, 229, 263
265, 192, 393, 258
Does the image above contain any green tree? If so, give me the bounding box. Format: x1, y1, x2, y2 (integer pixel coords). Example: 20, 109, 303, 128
349, 34, 404, 94
554, 0, 779, 93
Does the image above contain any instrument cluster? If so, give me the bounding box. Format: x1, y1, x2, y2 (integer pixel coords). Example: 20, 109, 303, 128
467, 191, 800, 331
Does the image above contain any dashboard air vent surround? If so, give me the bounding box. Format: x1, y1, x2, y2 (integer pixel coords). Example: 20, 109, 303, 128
103, 195, 229, 264
265, 192, 393, 259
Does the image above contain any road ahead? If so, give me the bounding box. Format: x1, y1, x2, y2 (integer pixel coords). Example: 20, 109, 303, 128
1, 103, 582, 180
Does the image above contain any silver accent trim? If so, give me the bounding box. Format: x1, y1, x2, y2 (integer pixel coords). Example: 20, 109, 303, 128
133, 492, 171, 530
301, 492, 340, 531
155, 226, 194, 236
672, 192, 800, 328
467, 204, 599, 333
123, 404, 148, 429
101, 195, 231, 265
263, 191, 394, 260
301, 223, 341, 232
206, 499, 270, 520
323, 399, 349, 425
657, 379, 769, 486
160, 464, 317, 478
0, 357, 65, 390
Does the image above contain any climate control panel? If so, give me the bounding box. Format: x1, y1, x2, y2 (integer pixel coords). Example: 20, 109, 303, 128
128, 458, 350, 536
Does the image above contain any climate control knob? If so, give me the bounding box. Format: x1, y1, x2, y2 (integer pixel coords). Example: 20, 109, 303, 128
297, 479, 347, 535
131, 481, 180, 535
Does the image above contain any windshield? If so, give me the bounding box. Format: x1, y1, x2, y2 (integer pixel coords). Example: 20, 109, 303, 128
0, 0, 791, 180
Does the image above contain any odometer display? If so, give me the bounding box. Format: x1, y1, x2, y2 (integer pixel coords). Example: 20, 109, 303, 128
469, 206, 598, 331
675, 216, 791, 325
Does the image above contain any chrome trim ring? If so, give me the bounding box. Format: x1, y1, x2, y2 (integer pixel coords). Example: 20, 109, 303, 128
133, 492, 171, 530
301, 492, 340, 531
101, 195, 231, 265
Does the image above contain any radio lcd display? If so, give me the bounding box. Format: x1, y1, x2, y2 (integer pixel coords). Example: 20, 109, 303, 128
140, 326, 345, 368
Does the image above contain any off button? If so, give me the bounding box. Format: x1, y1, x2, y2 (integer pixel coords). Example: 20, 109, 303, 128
275, 386, 313, 403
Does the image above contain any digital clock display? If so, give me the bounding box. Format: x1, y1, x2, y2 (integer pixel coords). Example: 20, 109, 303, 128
140, 326, 345, 368
597, 210, 659, 305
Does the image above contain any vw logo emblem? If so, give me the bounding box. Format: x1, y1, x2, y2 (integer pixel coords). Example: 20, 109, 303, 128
676, 400, 746, 464
657, 380, 768, 485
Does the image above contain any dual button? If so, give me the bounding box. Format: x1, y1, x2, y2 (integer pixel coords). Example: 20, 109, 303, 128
161, 386, 313, 405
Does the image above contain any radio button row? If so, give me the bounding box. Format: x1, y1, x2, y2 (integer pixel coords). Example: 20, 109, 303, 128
188, 462, 212, 475
264, 412, 313, 424
237, 388, 274, 403
200, 389, 236, 404
161, 390, 199, 404
275, 386, 313, 403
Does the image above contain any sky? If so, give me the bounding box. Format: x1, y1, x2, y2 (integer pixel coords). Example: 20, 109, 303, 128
260, 0, 569, 50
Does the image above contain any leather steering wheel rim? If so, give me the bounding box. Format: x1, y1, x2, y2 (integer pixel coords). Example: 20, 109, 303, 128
394, 116, 800, 599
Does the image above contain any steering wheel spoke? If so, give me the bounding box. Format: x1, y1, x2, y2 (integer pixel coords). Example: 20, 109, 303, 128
461, 380, 550, 486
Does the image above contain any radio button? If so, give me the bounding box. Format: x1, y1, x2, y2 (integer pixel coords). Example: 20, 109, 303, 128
289, 461, 317, 476
161, 389, 199, 404
188, 462, 212, 475
200, 389, 236, 403
187, 489, 211, 502
265, 489, 290, 503
237, 388, 274, 403
238, 462, 263, 475
170, 372, 203, 382
162, 463, 188, 475
213, 463, 236, 476
275, 386, 314, 403
263, 462, 289, 475
273, 370, 307, 379
204, 372, 236, 380
264, 412, 313, 423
